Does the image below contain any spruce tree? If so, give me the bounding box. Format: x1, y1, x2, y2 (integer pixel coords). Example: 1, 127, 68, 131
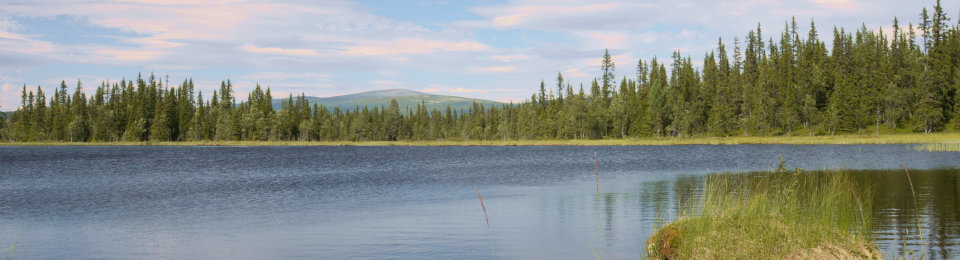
556, 72, 564, 104
601, 49, 615, 103
384, 99, 401, 141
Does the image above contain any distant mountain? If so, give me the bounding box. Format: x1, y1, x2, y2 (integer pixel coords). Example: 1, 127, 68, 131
271, 89, 504, 112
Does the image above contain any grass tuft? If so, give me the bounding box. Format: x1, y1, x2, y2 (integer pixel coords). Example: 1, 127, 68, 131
900, 163, 925, 259
647, 169, 879, 259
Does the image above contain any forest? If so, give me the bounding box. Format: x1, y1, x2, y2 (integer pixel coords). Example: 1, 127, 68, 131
1, 2, 958, 142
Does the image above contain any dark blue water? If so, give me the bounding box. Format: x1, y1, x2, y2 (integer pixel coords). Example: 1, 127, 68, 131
0, 145, 957, 259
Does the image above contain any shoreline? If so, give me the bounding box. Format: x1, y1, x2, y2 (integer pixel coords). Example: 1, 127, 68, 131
1, 132, 958, 146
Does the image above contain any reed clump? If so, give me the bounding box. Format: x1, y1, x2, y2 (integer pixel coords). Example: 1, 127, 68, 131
1, 237, 16, 260
914, 143, 960, 152
647, 169, 879, 259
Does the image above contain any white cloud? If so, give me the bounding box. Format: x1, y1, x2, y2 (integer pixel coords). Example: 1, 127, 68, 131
96, 49, 165, 61
472, 66, 516, 72
564, 67, 587, 78
241, 44, 322, 57
577, 31, 627, 49
0, 20, 55, 54
489, 54, 532, 62
812, 0, 858, 10
0, 18, 23, 32
447, 87, 487, 94
463, 2, 636, 31
0, 0, 473, 71
493, 14, 525, 27
129, 36, 184, 48
0, 31, 26, 41
243, 72, 331, 80
272, 83, 335, 89
341, 39, 487, 56
455, 0, 888, 54
112, 0, 254, 5
369, 80, 398, 85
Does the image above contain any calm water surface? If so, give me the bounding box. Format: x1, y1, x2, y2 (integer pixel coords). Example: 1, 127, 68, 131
0, 145, 958, 259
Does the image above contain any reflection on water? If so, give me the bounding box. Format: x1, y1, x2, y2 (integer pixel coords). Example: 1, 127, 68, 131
864, 168, 960, 258
0, 145, 957, 259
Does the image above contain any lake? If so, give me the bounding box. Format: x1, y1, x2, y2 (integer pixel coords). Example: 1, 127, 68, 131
0, 145, 958, 259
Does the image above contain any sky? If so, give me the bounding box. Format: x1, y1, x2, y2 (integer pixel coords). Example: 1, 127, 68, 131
1, 0, 958, 109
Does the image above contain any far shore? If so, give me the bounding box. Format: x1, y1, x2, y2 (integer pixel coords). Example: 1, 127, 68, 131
2, 132, 958, 146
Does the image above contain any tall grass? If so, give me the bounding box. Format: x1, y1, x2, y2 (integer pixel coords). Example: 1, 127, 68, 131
647, 169, 878, 259
901, 163, 925, 259
914, 143, 960, 152
1, 236, 16, 260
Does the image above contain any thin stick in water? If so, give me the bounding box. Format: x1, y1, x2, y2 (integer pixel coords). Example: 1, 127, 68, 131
593, 151, 605, 260
595, 152, 599, 195
476, 187, 489, 227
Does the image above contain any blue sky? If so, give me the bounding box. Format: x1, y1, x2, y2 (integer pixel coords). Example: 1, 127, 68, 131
1, 0, 957, 109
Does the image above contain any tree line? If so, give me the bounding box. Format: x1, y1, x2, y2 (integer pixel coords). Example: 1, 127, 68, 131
1, 2, 958, 142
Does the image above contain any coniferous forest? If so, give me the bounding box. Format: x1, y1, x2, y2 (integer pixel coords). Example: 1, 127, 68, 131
2, 3, 959, 142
